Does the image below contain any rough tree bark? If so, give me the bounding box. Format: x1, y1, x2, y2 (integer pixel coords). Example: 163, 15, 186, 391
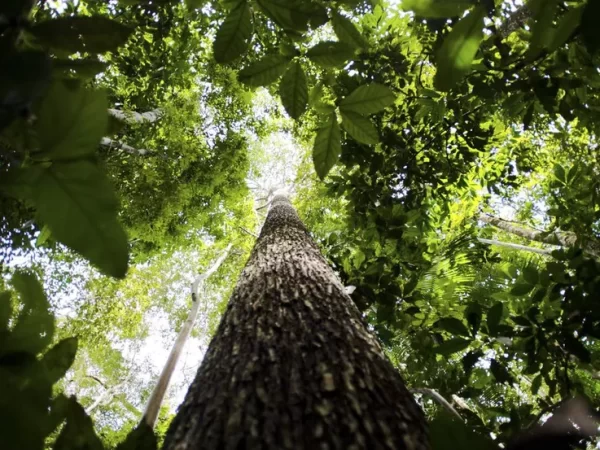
163, 195, 429, 450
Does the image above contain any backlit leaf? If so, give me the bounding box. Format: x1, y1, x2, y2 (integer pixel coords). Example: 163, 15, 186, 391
339, 83, 396, 115
238, 55, 290, 87
213, 2, 253, 63
331, 12, 368, 49
42, 337, 78, 385
434, 6, 485, 91
313, 112, 341, 180
35, 81, 108, 161
31, 161, 129, 278
279, 61, 308, 119
400, 0, 473, 18
306, 41, 356, 68
340, 110, 379, 145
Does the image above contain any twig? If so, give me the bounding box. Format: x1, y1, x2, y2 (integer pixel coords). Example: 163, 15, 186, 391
411, 388, 464, 422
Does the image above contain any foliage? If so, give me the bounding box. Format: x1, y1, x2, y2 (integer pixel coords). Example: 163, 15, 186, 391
2, 0, 600, 449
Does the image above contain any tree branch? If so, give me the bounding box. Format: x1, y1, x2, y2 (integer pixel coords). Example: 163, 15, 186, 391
410, 388, 464, 422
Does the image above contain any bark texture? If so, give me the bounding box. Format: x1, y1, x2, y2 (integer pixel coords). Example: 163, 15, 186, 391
163, 195, 429, 450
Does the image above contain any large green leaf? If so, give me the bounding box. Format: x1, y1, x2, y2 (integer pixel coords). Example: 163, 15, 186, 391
116, 422, 157, 450
2, 272, 54, 356
41, 337, 78, 385
433, 6, 485, 91
490, 359, 514, 384
486, 302, 503, 336
437, 318, 470, 338
340, 110, 378, 145
279, 61, 308, 119
339, 83, 396, 115
238, 55, 291, 87
256, 0, 326, 31
527, 0, 559, 58
306, 41, 356, 68
35, 81, 108, 161
312, 112, 341, 180
400, 0, 473, 18
53, 396, 104, 450
331, 12, 367, 49
30, 16, 133, 54
31, 161, 129, 278
213, 2, 253, 63
433, 338, 471, 355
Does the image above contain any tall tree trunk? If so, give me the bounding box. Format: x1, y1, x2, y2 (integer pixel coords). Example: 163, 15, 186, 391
479, 214, 600, 258
143, 243, 233, 428
163, 195, 429, 450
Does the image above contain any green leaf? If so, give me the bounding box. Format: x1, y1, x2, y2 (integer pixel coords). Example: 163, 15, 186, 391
522, 266, 539, 285
510, 282, 534, 296
306, 41, 356, 68
312, 112, 341, 180
433, 6, 485, 91
36, 225, 52, 247
527, 0, 558, 57
30, 16, 133, 54
340, 110, 379, 145
256, 0, 318, 31
116, 422, 157, 450
487, 302, 503, 336
400, 0, 473, 18
563, 334, 591, 363
238, 55, 291, 87
31, 161, 129, 278
54, 396, 104, 450
35, 81, 108, 161
429, 411, 498, 450
581, 0, 600, 54
437, 317, 471, 337
353, 249, 366, 269
3, 272, 54, 356
433, 338, 471, 355
213, 2, 253, 63
554, 164, 566, 183
490, 359, 514, 384
339, 83, 396, 115
331, 12, 368, 49
279, 61, 308, 119
309, 83, 336, 114
42, 337, 78, 385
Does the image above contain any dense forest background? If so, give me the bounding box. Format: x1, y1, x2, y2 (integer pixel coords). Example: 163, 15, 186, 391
1, 0, 600, 448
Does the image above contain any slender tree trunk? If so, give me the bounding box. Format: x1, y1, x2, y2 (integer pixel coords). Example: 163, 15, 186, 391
479, 215, 600, 258
143, 244, 233, 428
100, 137, 152, 156
477, 238, 553, 256
163, 195, 429, 450
108, 108, 162, 124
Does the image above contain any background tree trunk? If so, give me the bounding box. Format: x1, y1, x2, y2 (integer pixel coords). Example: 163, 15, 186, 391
163, 195, 429, 450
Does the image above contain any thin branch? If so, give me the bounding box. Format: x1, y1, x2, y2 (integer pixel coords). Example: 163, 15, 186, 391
238, 226, 258, 239
411, 388, 464, 422
108, 108, 162, 124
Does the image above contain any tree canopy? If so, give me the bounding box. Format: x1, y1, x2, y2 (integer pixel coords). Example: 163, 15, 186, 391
1, 0, 599, 449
